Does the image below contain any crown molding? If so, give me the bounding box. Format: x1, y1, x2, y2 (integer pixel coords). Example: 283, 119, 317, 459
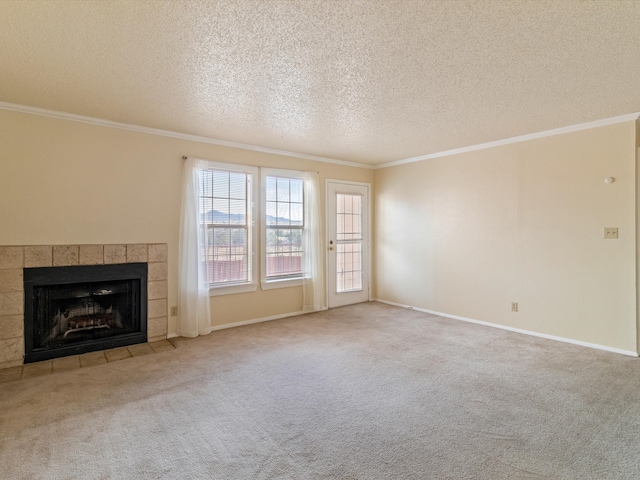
376, 112, 640, 169
3, 101, 638, 171
0, 101, 375, 170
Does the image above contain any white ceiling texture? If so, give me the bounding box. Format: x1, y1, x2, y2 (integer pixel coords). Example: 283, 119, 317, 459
2, 0, 640, 166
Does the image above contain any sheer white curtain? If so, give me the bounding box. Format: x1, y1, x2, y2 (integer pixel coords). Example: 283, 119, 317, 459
178, 157, 212, 337
302, 171, 326, 312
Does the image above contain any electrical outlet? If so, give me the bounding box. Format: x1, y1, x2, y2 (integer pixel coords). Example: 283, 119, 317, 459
604, 227, 618, 239
170, 306, 178, 317
511, 302, 518, 312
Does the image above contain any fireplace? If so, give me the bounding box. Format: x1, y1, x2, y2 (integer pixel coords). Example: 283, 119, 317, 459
23, 263, 147, 363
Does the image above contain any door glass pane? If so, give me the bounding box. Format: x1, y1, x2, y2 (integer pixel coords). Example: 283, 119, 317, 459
336, 194, 363, 292
337, 194, 362, 241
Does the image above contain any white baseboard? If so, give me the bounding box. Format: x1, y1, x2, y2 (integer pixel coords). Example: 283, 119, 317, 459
373, 298, 638, 357
208, 309, 318, 332
167, 308, 328, 338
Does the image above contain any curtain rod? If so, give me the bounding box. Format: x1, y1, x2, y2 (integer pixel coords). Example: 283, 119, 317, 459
181, 155, 319, 174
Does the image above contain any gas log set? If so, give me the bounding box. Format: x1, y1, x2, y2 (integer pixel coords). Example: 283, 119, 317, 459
23, 263, 148, 363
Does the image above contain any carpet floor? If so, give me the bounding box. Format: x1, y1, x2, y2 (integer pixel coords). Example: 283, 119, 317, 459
1, 302, 640, 479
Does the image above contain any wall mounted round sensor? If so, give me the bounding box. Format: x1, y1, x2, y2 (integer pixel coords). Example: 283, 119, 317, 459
604, 177, 615, 184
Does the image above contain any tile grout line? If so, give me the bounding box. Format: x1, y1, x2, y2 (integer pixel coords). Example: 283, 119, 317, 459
0, 341, 176, 384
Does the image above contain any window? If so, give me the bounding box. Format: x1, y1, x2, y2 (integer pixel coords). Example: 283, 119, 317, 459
262, 169, 305, 288
336, 193, 363, 292
198, 163, 258, 295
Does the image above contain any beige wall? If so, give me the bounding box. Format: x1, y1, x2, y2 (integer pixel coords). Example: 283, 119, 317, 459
0, 109, 374, 336
5, 106, 636, 352
375, 121, 638, 353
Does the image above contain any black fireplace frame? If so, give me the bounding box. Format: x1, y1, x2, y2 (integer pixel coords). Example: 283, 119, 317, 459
23, 263, 148, 363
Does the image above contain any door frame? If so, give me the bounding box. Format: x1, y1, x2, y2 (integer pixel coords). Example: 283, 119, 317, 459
325, 179, 373, 308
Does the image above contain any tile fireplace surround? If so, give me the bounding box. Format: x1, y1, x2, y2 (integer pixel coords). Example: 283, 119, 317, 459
0, 244, 168, 369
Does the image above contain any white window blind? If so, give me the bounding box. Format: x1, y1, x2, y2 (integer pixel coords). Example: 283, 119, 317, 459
264, 175, 304, 280
198, 168, 252, 286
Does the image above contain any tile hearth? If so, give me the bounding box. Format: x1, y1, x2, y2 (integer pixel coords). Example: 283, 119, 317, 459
0, 339, 176, 384
0, 244, 169, 369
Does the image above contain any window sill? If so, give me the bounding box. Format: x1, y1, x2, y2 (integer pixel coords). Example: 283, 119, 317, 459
260, 277, 303, 290
209, 282, 258, 296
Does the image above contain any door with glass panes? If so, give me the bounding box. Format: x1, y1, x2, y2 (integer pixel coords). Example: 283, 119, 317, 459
326, 181, 370, 308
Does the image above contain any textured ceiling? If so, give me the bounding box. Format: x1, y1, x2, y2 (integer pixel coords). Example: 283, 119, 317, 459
2, 0, 640, 165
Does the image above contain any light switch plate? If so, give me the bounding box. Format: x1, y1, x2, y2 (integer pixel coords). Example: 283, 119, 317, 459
604, 227, 618, 239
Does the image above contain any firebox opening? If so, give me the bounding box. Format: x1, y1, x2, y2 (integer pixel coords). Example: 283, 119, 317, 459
24, 263, 147, 363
